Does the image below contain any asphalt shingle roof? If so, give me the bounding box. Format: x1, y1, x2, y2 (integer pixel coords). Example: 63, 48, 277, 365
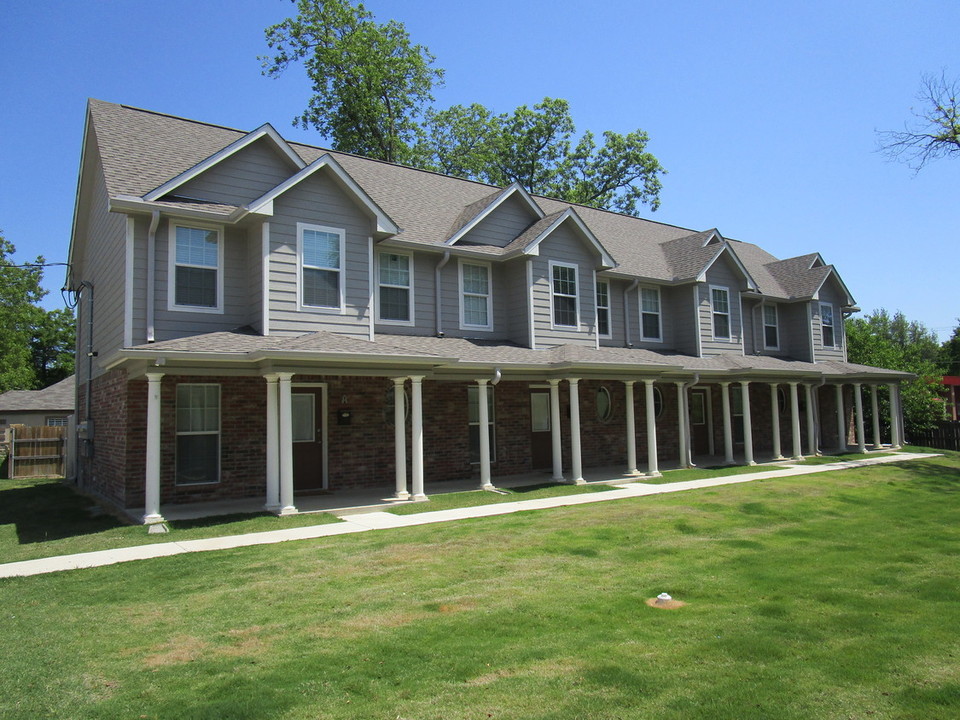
0, 376, 76, 413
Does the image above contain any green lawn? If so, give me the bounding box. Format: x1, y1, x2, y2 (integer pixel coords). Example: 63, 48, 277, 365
1, 452, 957, 719
0, 476, 340, 564
791, 451, 895, 466
638, 462, 788, 484
388, 481, 614, 514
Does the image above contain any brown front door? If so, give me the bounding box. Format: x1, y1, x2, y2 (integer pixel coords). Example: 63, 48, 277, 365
530, 390, 552, 469
292, 389, 325, 491
689, 389, 710, 456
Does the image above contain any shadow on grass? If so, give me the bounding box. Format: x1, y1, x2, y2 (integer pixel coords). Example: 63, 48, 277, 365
167, 512, 279, 530
888, 459, 960, 493
0, 479, 128, 545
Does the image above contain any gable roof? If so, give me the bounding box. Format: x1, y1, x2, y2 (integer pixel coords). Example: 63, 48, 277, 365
81, 100, 851, 303
0, 376, 75, 414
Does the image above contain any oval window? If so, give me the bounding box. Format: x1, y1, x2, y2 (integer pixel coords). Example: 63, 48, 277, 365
596, 386, 613, 422
653, 387, 663, 419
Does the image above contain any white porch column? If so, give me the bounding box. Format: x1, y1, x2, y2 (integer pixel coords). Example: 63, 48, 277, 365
854, 382, 866, 453
769, 383, 783, 460
835, 383, 847, 451
741, 380, 755, 466
393, 378, 409, 500
143, 372, 165, 524
264, 374, 280, 511
789, 381, 803, 460
410, 375, 427, 501
477, 379, 494, 490
549, 379, 563, 481
721, 382, 734, 464
277, 372, 297, 515
624, 381, 638, 475
871, 384, 882, 449
644, 379, 660, 477
888, 383, 902, 449
805, 384, 818, 456
568, 378, 585, 484
676, 381, 688, 468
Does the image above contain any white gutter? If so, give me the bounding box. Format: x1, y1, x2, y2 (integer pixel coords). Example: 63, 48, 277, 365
435, 251, 451, 336
146, 210, 160, 343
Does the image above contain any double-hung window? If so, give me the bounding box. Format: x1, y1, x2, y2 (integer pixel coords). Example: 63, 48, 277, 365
551, 262, 579, 328
176, 384, 220, 485
640, 287, 662, 341
763, 303, 779, 349
170, 224, 222, 312
299, 223, 344, 310
460, 261, 492, 330
820, 302, 835, 347
377, 252, 413, 324
468, 385, 496, 463
711, 286, 731, 340
596, 281, 610, 337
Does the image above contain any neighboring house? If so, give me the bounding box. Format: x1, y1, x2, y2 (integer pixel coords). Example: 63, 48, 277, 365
942, 376, 960, 421
67, 100, 909, 523
0, 376, 75, 430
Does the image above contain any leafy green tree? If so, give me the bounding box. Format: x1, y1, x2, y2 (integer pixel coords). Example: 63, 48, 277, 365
846, 309, 945, 434
263, 4, 666, 216
878, 72, 960, 171
940, 321, 960, 376
0, 232, 74, 393
415, 98, 665, 214
262, 0, 443, 164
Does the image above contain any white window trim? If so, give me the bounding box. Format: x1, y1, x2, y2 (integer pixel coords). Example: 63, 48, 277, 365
596, 280, 611, 339
639, 286, 663, 343
820, 301, 836, 348
549, 260, 580, 330
763, 302, 780, 350
710, 284, 731, 341
175, 383, 221, 486
375, 250, 415, 326
297, 222, 346, 313
458, 259, 493, 332
167, 222, 224, 314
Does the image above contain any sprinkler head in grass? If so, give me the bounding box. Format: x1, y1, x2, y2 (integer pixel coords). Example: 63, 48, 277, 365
646, 592, 685, 609
656, 592, 672, 604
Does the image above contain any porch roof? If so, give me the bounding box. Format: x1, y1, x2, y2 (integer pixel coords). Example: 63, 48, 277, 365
106, 330, 911, 383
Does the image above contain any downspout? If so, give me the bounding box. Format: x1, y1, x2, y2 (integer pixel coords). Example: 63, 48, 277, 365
435, 251, 451, 336
812, 376, 826, 455
491, 367, 502, 386
752, 301, 762, 355
681, 372, 700, 467
79, 281, 95, 429
146, 210, 160, 342
624, 279, 639, 347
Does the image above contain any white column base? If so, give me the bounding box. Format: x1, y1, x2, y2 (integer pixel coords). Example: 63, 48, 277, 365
412, 493, 429, 503
143, 513, 166, 525
393, 490, 411, 501
278, 505, 298, 516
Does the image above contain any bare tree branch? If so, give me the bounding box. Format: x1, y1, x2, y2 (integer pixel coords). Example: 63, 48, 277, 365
878, 71, 960, 171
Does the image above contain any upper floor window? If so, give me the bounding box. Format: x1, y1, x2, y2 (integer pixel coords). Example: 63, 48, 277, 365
298, 223, 344, 311
763, 303, 779, 349
377, 252, 413, 324
460, 261, 492, 330
640, 287, 662, 341
596, 281, 610, 337
170, 224, 222, 313
820, 302, 836, 347
711, 286, 731, 340
551, 262, 579, 328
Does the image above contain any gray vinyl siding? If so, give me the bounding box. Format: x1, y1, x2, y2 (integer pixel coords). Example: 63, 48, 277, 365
664, 284, 698, 355
598, 276, 624, 347
267, 170, 373, 337
435, 257, 514, 340
698, 257, 745, 356
458, 194, 537, 248
503, 258, 529, 346
153, 219, 252, 341
374, 251, 436, 337
175, 138, 295, 206
247, 223, 264, 333
776, 302, 813, 361
530, 226, 597, 348
813, 279, 846, 362
75, 146, 127, 383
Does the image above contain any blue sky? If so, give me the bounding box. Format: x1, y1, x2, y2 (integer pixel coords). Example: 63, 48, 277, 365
2, 0, 957, 338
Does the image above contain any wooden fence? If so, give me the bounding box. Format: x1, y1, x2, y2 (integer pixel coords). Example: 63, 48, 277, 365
906, 421, 960, 452
4, 425, 66, 478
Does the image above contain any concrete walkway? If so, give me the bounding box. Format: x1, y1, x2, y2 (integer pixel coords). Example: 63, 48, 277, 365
0, 452, 936, 579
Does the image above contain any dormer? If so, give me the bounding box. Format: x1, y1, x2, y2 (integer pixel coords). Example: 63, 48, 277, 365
445, 182, 544, 248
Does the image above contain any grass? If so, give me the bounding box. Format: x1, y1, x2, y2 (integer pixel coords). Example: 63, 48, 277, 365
0, 476, 340, 564
1, 451, 957, 719
639, 462, 788, 484
791, 451, 895, 466
387, 481, 614, 514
